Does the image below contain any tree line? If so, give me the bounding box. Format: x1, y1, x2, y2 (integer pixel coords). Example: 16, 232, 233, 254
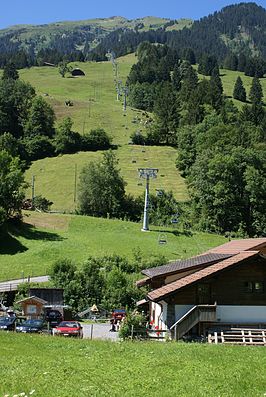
49, 254, 166, 313
0, 3, 266, 72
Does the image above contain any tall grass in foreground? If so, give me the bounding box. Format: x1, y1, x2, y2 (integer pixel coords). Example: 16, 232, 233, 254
1, 332, 265, 397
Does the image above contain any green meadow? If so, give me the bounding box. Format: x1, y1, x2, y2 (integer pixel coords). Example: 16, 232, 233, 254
24, 145, 187, 212
0, 212, 224, 281
19, 55, 266, 212
1, 332, 266, 397
3, 56, 262, 282
19, 54, 138, 145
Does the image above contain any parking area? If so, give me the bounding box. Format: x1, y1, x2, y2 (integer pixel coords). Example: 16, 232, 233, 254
82, 323, 119, 341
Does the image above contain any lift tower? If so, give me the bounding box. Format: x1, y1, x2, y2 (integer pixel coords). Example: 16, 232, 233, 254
138, 168, 158, 231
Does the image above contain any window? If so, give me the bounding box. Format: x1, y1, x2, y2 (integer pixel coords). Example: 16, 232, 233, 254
254, 282, 264, 293
244, 281, 264, 293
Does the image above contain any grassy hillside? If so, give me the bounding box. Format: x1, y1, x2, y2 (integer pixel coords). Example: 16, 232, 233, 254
1, 333, 266, 397
19, 54, 138, 145
20, 54, 188, 210
197, 67, 266, 108
0, 212, 225, 281
24, 146, 187, 211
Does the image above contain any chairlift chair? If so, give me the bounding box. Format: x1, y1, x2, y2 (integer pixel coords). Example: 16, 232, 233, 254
158, 234, 167, 245
156, 189, 164, 197
171, 218, 178, 225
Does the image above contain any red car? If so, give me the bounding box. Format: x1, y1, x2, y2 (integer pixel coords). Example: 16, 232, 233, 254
112, 309, 126, 321
55, 321, 83, 338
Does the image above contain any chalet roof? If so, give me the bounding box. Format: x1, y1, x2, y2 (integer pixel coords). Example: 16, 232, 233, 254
140, 239, 266, 280
207, 238, 266, 255
16, 296, 47, 305
142, 253, 233, 278
147, 251, 259, 302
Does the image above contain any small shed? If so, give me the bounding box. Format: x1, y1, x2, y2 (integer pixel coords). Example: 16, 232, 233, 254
71, 68, 85, 76
16, 296, 47, 319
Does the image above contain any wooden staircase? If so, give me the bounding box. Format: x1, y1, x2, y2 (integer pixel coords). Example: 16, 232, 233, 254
208, 328, 266, 345
170, 304, 217, 340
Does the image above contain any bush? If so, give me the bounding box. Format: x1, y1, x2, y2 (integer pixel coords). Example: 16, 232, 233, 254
119, 312, 147, 340
130, 131, 146, 145
81, 128, 112, 151
33, 195, 53, 211
22, 135, 55, 160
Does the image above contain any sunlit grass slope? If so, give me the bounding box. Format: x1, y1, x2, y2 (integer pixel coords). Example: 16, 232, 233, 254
24, 146, 187, 212
0, 212, 225, 281
1, 333, 266, 397
19, 54, 139, 146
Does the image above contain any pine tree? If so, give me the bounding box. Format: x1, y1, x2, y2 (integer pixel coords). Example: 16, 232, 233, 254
249, 77, 263, 105
233, 76, 246, 102
2, 63, 19, 80
209, 72, 223, 112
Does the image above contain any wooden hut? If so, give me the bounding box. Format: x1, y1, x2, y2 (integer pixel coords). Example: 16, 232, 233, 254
16, 296, 47, 319
71, 68, 85, 76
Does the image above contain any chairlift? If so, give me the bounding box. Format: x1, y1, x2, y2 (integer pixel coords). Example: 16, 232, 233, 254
158, 234, 167, 245
156, 189, 164, 197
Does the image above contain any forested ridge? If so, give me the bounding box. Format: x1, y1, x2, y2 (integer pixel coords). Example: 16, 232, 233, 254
90, 3, 266, 64
0, 3, 266, 68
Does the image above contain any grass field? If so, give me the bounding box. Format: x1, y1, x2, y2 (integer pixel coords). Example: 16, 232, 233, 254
20, 54, 188, 210
0, 212, 225, 281
198, 67, 266, 109
20, 55, 266, 212
1, 332, 266, 397
19, 54, 138, 146
24, 145, 187, 211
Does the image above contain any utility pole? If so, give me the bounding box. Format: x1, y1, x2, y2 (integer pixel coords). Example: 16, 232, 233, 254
31, 175, 35, 203
74, 164, 77, 203
122, 86, 129, 112
138, 168, 158, 231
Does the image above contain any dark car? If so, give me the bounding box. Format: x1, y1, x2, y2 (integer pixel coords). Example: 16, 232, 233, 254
0, 316, 17, 331
54, 321, 83, 338
45, 309, 63, 327
16, 319, 47, 333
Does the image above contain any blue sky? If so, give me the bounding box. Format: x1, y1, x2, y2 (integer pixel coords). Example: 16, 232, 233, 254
1, 0, 266, 29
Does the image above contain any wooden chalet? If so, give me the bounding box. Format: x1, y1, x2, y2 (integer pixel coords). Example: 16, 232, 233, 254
137, 238, 266, 343
16, 296, 47, 319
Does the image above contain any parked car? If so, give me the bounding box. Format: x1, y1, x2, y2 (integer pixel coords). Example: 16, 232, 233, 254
45, 309, 63, 327
54, 321, 83, 338
0, 316, 16, 331
112, 309, 126, 322
16, 319, 47, 333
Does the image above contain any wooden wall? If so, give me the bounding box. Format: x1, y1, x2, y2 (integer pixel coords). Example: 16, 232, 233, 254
166, 257, 266, 306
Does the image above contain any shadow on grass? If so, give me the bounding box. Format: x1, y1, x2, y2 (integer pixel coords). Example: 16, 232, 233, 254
152, 229, 194, 237
0, 232, 28, 255
12, 222, 65, 242
0, 222, 65, 255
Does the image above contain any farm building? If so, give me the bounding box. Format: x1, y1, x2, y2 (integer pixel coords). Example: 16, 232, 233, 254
16, 296, 47, 319
71, 68, 85, 76
137, 238, 266, 343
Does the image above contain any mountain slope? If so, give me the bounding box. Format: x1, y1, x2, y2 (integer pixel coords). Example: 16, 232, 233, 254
90, 3, 266, 62
0, 16, 192, 67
